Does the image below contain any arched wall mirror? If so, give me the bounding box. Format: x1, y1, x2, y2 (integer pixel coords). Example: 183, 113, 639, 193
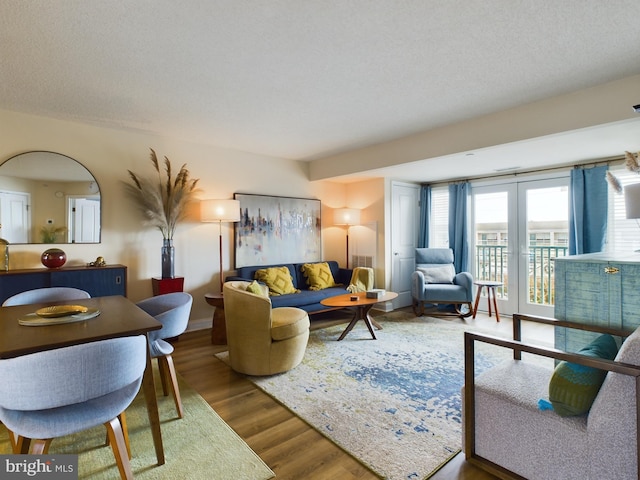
0, 151, 101, 244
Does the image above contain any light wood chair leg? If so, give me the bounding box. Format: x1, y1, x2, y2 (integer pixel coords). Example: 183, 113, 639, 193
157, 357, 169, 396
163, 354, 184, 419
119, 412, 132, 459
7, 430, 18, 453
30, 438, 53, 454
105, 417, 134, 480
12, 434, 31, 454
105, 412, 132, 460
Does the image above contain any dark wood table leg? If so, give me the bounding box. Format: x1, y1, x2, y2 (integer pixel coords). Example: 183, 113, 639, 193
142, 343, 165, 465
369, 317, 383, 330
363, 304, 383, 338
472, 285, 483, 319
211, 305, 226, 345
365, 305, 383, 331
338, 305, 381, 341
337, 316, 359, 341
205, 294, 227, 345
362, 308, 377, 339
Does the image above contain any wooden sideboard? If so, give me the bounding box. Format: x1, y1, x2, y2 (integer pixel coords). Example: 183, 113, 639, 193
554, 252, 640, 352
0, 264, 127, 304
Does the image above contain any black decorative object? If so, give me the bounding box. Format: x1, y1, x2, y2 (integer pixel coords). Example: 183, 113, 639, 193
161, 239, 175, 279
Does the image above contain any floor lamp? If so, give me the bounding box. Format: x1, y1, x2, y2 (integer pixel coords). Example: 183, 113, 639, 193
201, 199, 241, 293
333, 208, 361, 269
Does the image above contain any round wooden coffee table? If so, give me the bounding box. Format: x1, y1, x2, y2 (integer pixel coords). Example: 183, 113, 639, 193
320, 291, 398, 341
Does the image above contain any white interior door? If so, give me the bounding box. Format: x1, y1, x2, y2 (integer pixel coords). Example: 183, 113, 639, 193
390, 182, 419, 308
0, 191, 30, 243
69, 197, 101, 243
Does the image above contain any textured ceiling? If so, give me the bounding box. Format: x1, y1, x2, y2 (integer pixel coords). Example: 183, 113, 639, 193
1, 1, 640, 181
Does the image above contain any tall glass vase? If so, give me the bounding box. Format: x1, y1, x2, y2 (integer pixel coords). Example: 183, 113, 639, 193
161, 238, 175, 279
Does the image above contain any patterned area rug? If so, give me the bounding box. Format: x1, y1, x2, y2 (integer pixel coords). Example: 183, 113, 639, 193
217, 311, 534, 480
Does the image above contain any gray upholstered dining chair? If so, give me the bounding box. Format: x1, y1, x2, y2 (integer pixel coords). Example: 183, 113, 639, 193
2, 287, 91, 306
0, 335, 147, 480
136, 292, 193, 419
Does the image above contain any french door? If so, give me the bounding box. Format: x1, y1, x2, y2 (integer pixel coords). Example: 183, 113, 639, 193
471, 176, 569, 317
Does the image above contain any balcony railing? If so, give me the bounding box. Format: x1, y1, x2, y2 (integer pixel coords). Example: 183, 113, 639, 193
474, 245, 568, 305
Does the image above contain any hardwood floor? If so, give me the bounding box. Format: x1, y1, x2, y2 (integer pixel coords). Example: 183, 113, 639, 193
171, 308, 552, 479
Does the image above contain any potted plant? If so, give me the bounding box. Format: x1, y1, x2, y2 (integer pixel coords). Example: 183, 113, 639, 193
40, 225, 67, 243
124, 148, 199, 278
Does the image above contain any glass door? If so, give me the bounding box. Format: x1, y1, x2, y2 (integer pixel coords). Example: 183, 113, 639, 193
517, 178, 569, 317
472, 176, 569, 317
472, 183, 517, 316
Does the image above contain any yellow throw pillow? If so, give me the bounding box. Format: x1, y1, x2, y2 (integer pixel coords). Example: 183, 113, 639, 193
245, 280, 268, 297
301, 262, 336, 291
254, 266, 299, 296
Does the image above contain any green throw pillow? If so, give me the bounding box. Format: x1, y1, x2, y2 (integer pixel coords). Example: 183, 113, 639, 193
254, 266, 299, 296
301, 262, 337, 291
547, 334, 619, 417
245, 280, 268, 297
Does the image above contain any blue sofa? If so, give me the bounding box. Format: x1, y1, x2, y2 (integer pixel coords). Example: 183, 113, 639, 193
226, 261, 352, 314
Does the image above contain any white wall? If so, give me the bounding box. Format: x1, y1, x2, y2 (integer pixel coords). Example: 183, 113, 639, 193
0, 109, 361, 327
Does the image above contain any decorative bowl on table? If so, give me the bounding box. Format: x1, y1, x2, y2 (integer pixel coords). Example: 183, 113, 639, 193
41, 248, 67, 268
35, 305, 89, 318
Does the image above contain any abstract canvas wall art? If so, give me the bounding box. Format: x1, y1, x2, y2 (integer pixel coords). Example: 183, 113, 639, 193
234, 193, 321, 267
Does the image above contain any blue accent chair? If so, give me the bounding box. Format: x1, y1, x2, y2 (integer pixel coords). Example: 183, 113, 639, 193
2, 287, 91, 306
411, 248, 474, 318
136, 292, 193, 419
0, 335, 147, 480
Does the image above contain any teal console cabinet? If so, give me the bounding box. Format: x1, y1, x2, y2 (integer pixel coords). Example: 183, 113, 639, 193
554, 253, 640, 352
0, 264, 127, 305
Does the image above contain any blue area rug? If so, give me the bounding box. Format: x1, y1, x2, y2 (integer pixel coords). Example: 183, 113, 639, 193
218, 310, 525, 479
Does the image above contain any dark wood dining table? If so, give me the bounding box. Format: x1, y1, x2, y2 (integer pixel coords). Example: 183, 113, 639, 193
0, 295, 166, 465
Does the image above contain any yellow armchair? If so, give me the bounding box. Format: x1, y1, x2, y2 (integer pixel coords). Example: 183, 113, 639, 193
223, 281, 310, 375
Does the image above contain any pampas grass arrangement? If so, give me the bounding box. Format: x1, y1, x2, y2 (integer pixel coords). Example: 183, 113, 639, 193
606, 171, 623, 194
124, 148, 200, 240
625, 150, 640, 173
606, 150, 640, 194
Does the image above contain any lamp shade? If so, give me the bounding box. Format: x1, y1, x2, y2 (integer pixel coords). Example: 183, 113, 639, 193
625, 183, 640, 219
201, 199, 240, 223
334, 208, 360, 226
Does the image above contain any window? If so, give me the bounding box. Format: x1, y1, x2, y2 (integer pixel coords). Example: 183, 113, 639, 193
429, 186, 449, 247
606, 165, 640, 252
530, 232, 551, 246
